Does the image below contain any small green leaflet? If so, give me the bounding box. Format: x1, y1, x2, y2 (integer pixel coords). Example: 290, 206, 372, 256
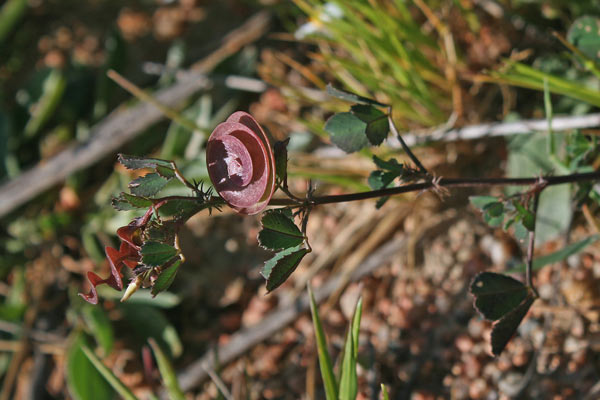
118, 154, 173, 170
469, 196, 499, 210
261, 244, 309, 292
258, 209, 304, 251
151, 260, 181, 297
129, 173, 170, 197
141, 242, 179, 267
470, 272, 536, 355
326, 84, 387, 107
112, 192, 153, 211
491, 295, 535, 356
325, 112, 370, 153
274, 138, 290, 186
368, 156, 404, 209
470, 272, 529, 321
567, 16, 600, 62
350, 104, 389, 145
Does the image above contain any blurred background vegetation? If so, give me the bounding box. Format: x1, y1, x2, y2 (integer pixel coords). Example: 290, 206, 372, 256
1, 0, 600, 399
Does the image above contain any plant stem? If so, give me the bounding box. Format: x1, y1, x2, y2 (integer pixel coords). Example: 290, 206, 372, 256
388, 114, 429, 174
153, 171, 600, 209
526, 192, 541, 298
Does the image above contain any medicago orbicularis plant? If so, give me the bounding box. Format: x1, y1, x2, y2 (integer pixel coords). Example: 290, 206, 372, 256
80, 89, 600, 355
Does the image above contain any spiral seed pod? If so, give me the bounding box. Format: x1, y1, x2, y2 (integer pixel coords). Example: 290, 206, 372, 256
207, 111, 276, 215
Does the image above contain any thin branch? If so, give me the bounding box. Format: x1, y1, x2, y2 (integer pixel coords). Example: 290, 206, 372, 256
526, 192, 541, 298
153, 171, 600, 210
388, 114, 429, 174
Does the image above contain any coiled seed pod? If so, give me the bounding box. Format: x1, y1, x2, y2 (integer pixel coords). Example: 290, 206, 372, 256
206, 112, 276, 214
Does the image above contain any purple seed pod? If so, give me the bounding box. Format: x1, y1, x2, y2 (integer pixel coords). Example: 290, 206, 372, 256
206, 111, 276, 215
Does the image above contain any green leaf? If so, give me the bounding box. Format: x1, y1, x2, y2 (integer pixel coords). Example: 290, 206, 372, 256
118, 154, 173, 170
148, 338, 185, 400
470, 272, 529, 321
66, 333, 116, 400
141, 242, 179, 267
0, 0, 29, 45
350, 104, 389, 145
483, 212, 503, 228
326, 83, 387, 107
119, 304, 182, 358
129, 173, 170, 197
308, 285, 338, 400
80, 342, 138, 400
261, 244, 309, 292
469, 196, 500, 210
339, 296, 362, 400
155, 165, 176, 179
568, 16, 600, 62
506, 235, 600, 273
491, 294, 535, 356
82, 305, 114, 356
157, 199, 208, 222
372, 156, 403, 174
483, 202, 504, 217
325, 112, 369, 153
112, 192, 153, 211
368, 170, 396, 190
274, 138, 290, 185
151, 260, 181, 297
258, 210, 304, 251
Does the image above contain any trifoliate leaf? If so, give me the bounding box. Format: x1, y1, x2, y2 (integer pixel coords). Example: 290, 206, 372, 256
129, 173, 170, 197
491, 294, 535, 356
470, 272, 529, 321
258, 210, 304, 251
261, 244, 309, 292
325, 112, 369, 153
141, 242, 178, 267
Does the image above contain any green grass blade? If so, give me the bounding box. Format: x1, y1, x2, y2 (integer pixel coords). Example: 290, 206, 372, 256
339, 295, 362, 400
308, 285, 338, 400
148, 338, 186, 400
81, 344, 138, 400
381, 383, 390, 400
0, 0, 28, 44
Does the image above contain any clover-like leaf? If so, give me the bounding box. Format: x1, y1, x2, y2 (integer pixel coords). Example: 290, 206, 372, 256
151, 259, 181, 297
258, 209, 304, 251
350, 104, 389, 146
261, 244, 310, 292
129, 173, 170, 197
325, 112, 370, 153
206, 111, 276, 215
372, 155, 404, 174
141, 242, 179, 267
470, 272, 529, 321
491, 294, 535, 356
